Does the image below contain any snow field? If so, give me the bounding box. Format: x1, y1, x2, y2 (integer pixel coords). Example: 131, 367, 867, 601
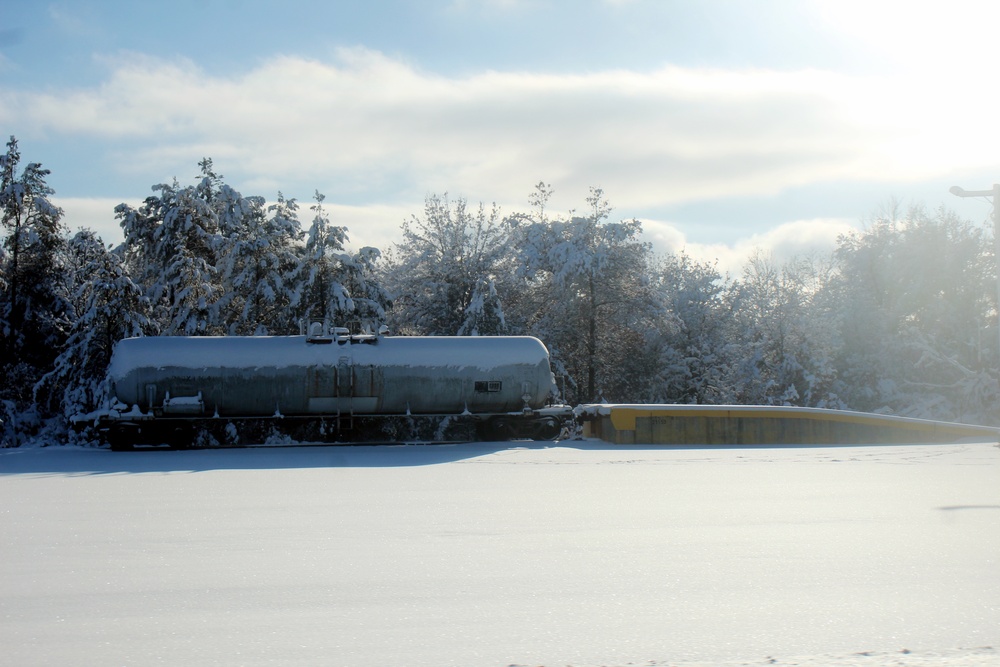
2, 441, 999, 667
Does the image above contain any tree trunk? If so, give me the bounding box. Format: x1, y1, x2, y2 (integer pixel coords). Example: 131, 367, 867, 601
586, 272, 597, 402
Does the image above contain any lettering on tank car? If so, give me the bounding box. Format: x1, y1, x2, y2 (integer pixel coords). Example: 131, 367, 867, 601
475, 381, 502, 393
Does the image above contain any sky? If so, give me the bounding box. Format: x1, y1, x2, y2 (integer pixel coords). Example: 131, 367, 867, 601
3, 0, 1000, 274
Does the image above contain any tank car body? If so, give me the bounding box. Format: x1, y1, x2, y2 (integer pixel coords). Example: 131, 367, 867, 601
95, 332, 566, 447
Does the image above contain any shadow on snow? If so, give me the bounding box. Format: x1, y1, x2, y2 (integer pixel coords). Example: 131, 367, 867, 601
0, 438, 980, 476
0, 441, 556, 475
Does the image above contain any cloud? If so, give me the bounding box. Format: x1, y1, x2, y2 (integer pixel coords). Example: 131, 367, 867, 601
323, 202, 416, 252
52, 196, 136, 246
641, 216, 857, 277
14, 45, 993, 274
8, 46, 993, 216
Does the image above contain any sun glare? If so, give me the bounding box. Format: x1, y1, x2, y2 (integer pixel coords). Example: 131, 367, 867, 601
815, 0, 998, 77
812, 0, 1000, 177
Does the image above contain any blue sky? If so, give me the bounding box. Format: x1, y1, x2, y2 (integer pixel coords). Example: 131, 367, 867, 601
3, 0, 1000, 272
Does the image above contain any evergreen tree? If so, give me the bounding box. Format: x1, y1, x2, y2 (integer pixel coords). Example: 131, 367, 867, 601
295, 191, 354, 330
117, 177, 222, 335
0, 136, 69, 401
157, 184, 222, 335
458, 276, 506, 336
216, 190, 302, 335
339, 245, 392, 334
36, 231, 151, 417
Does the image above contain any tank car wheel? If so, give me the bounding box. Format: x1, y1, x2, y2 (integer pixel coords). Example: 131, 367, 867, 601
106, 426, 137, 451
532, 416, 562, 441
484, 417, 515, 441
108, 434, 134, 451
166, 425, 194, 450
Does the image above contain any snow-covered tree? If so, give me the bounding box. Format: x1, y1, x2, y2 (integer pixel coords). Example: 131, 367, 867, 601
35, 231, 151, 417
383, 194, 511, 335
294, 191, 355, 330
338, 245, 392, 334
117, 176, 222, 335
824, 205, 996, 421
458, 276, 505, 336
730, 249, 843, 408
510, 186, 654, 403
216, 190, 302, 335
156, 184, 221, 335
646, 252, 738, 404
1, 136, 69, 402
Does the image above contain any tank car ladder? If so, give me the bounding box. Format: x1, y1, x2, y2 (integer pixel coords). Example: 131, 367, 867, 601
337, 356, 354, 432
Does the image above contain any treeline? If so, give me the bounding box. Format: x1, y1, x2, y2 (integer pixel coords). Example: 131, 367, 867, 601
2, 136, 998, 444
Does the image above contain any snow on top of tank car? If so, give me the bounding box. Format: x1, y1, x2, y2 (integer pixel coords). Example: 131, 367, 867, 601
107, 335, 550, 379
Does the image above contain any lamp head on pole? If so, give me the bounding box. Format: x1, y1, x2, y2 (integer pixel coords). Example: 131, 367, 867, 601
950, 185, 995, 198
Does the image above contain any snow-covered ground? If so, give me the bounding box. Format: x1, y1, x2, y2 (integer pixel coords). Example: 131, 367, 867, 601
2, 440, 998, 667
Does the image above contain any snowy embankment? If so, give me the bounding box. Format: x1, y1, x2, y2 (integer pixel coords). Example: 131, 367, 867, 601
2, 441, 998, 667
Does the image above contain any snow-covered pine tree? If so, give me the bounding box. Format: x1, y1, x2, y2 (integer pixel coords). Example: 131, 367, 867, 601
157, 185, 222, 335
294, 191, 355, 331
35, 231, 151, 419
116, 192, 162, 295
338, 246, 391, 334
216, 189, 303, 335
117, 177, 222, 335
0, 136, 71, 445
1, 136, 69, 402
458, 276, 506, 336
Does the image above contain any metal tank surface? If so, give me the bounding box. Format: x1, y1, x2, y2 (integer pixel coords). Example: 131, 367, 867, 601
97, 332, 568, 447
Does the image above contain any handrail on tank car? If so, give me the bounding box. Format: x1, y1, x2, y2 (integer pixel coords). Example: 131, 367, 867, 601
306, 322, 382, 345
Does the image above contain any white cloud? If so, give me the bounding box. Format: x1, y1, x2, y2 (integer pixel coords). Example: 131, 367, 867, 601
324, 202, 415, 252
15, 44, 996, 275
9, 46, 996, 219
53, 196, 135, 246
641, 216, 858, 277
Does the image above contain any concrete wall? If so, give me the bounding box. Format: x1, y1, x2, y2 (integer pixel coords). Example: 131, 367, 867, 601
580, 405, 1000, 445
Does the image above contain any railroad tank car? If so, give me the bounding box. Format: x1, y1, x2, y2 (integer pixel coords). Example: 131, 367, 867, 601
93, 331, 566, 448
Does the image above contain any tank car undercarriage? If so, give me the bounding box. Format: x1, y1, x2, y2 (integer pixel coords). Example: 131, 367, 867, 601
100, 411, 569, 451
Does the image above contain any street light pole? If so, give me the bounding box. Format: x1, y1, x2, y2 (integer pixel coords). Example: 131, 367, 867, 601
950, 183, 1000, 370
